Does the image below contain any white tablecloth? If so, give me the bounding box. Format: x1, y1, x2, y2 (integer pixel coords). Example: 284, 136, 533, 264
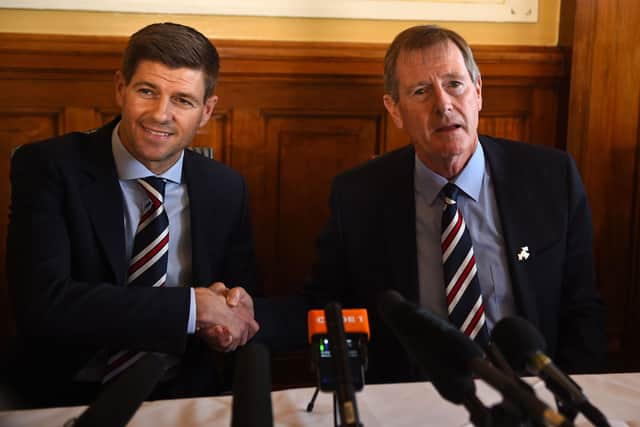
1, 373, 639, 426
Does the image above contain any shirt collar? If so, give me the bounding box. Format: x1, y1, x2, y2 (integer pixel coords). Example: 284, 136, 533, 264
414, 140, 485, 205
111, 122, 183, 184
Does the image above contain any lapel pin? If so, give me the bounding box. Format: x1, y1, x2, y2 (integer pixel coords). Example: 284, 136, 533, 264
517, 246, 530, 261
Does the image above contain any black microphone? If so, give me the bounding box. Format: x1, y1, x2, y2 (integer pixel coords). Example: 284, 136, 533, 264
377, 290, 572, 427
377, 290, 500, 427
491, 317, 610, 427
377, 290, 479, 404
231, 343, 273, 427
70, 352, 168, 427
325, 302, 361, 427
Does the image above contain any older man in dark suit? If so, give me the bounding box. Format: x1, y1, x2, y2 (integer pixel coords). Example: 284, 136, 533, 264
306, 25, 605, 384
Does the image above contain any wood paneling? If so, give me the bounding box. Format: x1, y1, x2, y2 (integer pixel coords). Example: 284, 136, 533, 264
565, 0, 640, 371
263, 113, 380, 295
479, 114, 529, 144
0, 35, 572, 379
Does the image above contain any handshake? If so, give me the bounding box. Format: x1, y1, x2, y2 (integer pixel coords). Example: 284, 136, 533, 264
194, 282, 260, 353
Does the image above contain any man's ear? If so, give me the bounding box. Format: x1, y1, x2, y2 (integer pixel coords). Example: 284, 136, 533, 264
383, 94, 403, 129
475, 75, 483, 112
199, 95, 218, 128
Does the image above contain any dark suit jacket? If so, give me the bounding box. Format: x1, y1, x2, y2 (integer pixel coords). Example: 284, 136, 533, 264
306, 135, 605, 384
6, 118, 260, 406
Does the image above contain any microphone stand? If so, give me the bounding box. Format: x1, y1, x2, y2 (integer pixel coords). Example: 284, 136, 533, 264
462, 386, 534, 427
470, 359, 573, 427
305, 387, 357, 427
306, 387, 320, 413
462, 394, 493, 427
487, 402, 536, 427
484, 343, 554, 426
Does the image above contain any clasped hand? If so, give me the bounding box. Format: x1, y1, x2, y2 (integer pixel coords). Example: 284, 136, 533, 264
194, 282, 260, 352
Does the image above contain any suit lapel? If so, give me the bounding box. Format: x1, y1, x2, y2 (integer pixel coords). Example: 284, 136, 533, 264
481, 136, 539, 324
382, 146, 420, 303
183, 151, 214, 286
80, 121, 127, 285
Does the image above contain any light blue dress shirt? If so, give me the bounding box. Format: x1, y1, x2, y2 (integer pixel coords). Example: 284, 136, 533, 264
112, 125, 197, 334
414, 141, 516, 330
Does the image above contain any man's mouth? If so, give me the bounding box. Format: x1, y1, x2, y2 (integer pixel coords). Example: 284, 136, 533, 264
436, 124, 462, 132
142, 124, 173, 137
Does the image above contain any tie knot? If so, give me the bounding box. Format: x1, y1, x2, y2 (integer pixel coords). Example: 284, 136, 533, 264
138, 177, 166, 200
441, 183, 460, 205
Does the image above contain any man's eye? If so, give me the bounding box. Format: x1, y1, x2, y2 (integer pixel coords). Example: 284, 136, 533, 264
175, 97, 195, 108
413, 88, 426, 95
138, 88, 154, 96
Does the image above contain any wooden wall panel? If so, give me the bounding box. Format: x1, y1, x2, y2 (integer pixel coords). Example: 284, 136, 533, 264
479, 114, 529, 143
565, 0, 640, 370
0, 34, 572, 376
263, 114, 380, 295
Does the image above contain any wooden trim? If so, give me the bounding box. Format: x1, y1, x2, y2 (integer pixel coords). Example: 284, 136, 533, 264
0, 33, 569, 80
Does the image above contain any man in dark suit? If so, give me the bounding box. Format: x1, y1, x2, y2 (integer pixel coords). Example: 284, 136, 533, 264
306, 25, 605, 384
6, 22, 260, 407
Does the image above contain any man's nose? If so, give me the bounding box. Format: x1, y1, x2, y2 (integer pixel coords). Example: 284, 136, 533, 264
150, 97, 172, 122
433, 85, 453, 114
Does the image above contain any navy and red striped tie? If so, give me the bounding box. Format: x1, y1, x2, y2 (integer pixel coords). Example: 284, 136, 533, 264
103, 177, 169, 383
440, 183, 489, 347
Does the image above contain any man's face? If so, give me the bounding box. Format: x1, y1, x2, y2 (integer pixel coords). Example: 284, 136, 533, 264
383, 40, 482, 178
115, 60, 217, 174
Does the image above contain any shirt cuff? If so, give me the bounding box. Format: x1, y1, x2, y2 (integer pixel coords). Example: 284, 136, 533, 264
187, 287, 197, 334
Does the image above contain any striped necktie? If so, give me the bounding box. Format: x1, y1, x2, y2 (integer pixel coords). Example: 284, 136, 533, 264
103, 177, 169, 383
127, 177, 169, 288
440, 183, 489, 347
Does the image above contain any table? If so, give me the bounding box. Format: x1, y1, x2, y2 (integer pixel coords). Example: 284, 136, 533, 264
1, 373, 639, 426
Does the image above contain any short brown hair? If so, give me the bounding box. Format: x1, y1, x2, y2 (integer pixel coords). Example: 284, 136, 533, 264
384, 25, 480, 101
121, 22, 220, 100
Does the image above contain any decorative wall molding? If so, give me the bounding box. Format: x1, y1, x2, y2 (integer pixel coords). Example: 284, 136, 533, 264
0, 33, 566, 80
0, 0, 538, 22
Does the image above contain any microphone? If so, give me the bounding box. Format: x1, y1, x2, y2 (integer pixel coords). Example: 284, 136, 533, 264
231, 343, 273, 427
324, 302, 362, 427
377, 290, 478, 404
70, 352, 168, 427
491, 317, 610, 427
307, 308, 369, 392
377, 290, 572, 427
377, 290, 499, 426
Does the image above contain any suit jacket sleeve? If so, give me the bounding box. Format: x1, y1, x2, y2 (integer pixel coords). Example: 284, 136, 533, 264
8, 141, 190, 355
555, 154, 606, 373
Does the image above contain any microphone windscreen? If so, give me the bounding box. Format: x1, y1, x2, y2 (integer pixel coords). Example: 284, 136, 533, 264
231, 343, 273, 427
377, 290, 480, 404
491, 317, 547, 373
73, 352, 167, 427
